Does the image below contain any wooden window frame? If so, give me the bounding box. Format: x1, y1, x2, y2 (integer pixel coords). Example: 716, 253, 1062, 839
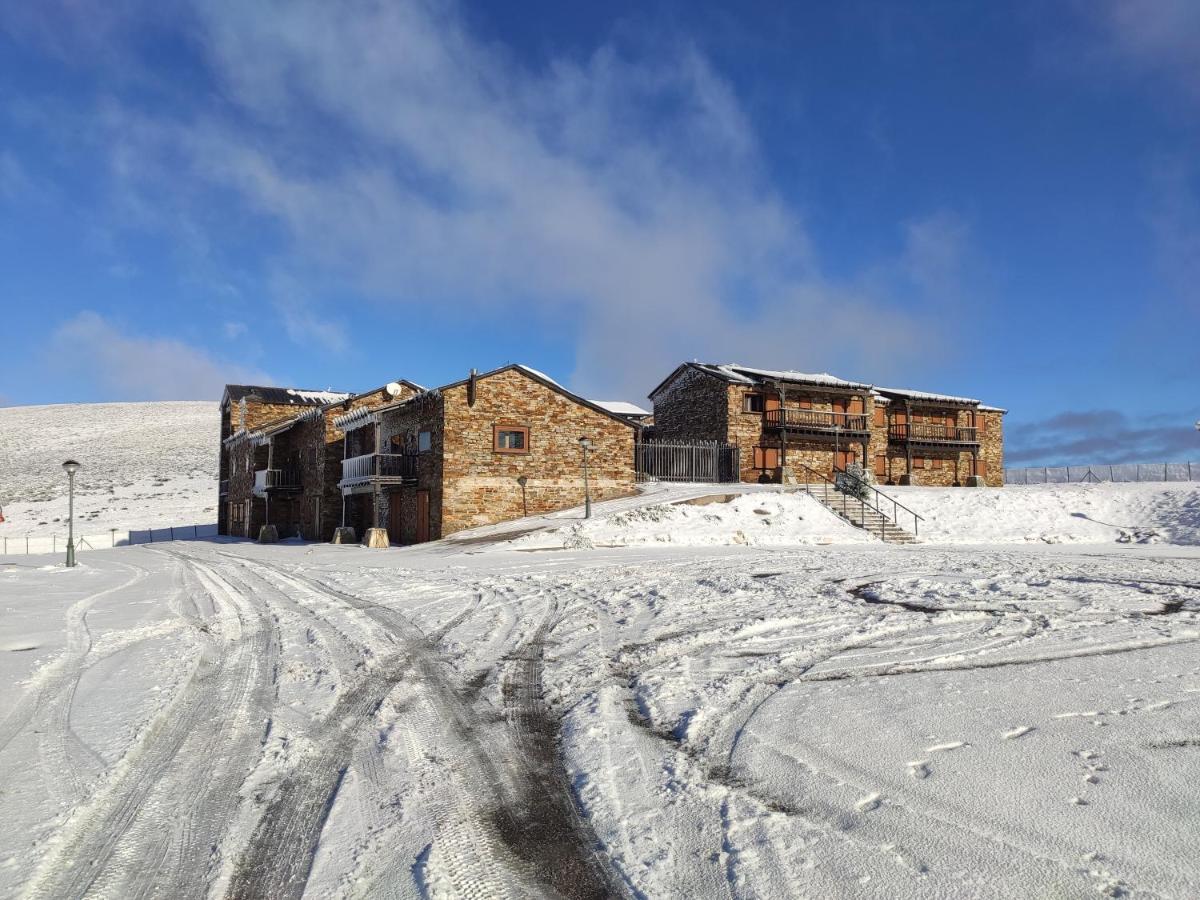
493, 424, 530, 454
743, 392, 765, 414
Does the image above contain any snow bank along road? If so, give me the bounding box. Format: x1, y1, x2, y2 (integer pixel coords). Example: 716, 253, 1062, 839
1, 536, 1198, 898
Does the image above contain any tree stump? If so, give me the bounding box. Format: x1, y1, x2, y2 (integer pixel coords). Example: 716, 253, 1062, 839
257, 524, 279, 544
331, 526, 356, 544
965, 475, 986, 487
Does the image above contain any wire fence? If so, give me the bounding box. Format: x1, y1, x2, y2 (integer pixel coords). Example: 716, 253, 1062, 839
0, 523, 219, 556
1004, 462, 1200, 485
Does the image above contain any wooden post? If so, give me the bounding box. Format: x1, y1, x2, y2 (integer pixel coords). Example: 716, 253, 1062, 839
779, 384, 788, 471
905, 399, 913, 476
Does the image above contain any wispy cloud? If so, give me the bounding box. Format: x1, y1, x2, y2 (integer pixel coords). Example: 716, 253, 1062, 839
49, 311, 276, 401
1094, 0, 1200, 94
1007, 408, 1200, 466
25, 0, 979, 397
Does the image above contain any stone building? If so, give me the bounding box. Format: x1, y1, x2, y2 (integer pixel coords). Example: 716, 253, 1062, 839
219, 381, 421, 539
218, 385, 352, 537
648, 363, 1005, 487
332, 365, 638, 544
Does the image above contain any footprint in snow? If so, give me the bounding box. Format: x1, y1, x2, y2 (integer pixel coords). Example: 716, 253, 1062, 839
925, 740, 967, 753
907, 760, 931, 780
855, 793, 882, 812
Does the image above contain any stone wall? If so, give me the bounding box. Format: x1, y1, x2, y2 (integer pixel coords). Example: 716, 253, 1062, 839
219, 400, 305, 535
373, 391, 445, 543
649, 366, 729, 442
978, 410, 1005, 487
439, 369, 636, 537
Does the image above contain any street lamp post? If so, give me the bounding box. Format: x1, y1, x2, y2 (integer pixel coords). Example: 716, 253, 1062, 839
62, 459, 81, 567
578, 437, 593, 519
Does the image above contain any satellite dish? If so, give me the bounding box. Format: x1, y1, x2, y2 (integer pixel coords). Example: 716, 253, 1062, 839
384, 382, 403, 398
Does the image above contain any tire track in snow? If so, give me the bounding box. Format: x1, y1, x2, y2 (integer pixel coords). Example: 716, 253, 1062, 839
499, 598, 624, 899
23, 553, 276, 900
0, 559, 149, 756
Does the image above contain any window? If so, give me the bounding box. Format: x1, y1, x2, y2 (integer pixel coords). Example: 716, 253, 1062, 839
493, 425, 530, 454
418, 430, 432, 452
932, 456, 945, 470
743, 393, 765, 413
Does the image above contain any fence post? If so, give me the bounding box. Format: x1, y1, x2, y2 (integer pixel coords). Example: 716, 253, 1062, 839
53, 535, 56, 553
1165, 463, 1169, 482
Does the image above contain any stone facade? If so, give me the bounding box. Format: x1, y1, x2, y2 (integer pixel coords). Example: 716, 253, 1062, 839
650, 366, 728, 441
361, 367, 638, 543
648, 363, 1006, 489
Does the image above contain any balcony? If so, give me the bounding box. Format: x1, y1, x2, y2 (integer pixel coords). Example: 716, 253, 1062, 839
339, 453, 418, 489
254, 467, 302, 496
764, 408, 870, 436
889, 423, 979, 446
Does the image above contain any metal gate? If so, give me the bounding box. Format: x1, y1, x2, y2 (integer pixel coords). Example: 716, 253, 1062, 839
635, 441, 740, 483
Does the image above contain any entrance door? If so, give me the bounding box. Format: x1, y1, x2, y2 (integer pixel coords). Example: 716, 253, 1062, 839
388, 492, 404, 545
834, 448, 858, 474
416, 490, 430, 543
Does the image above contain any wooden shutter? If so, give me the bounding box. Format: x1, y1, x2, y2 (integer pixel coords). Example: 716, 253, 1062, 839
874, 455, 887, 477
932, 457, 944, 470
975, 458, 988, 477
873, 407, 886, 427
849, 396, 865, 414
799, 397, 814, 410
753, 446, 779, 470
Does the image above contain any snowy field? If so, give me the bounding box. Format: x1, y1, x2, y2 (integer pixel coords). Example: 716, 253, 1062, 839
2, 484, 1199, 899
0, 401, 218, 544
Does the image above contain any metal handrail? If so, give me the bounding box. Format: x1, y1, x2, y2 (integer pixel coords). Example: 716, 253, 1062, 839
832, 464, 924, 537
794, 463, 886, 540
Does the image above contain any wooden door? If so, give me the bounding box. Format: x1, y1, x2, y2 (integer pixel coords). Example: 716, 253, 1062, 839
388, 492, 403, 544
416, 490, 430, 543
834, 449, 858, 473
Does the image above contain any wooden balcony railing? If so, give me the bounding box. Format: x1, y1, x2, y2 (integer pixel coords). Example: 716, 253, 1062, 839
889, 423, 979, 444
339, 452, 418, 486
764, 409, 870, 433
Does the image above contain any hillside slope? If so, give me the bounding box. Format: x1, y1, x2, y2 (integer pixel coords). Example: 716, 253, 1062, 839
0, 401, 218, 540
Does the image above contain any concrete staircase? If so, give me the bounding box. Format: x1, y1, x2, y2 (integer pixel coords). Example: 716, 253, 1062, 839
798, 482, 918, 544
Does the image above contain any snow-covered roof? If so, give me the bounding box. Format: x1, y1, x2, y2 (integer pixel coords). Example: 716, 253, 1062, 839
651, 363, 873, 397
719, 365, 871, 390
592, 400, 651, 417
874, 386, 981, 405
222, 384, 350, 407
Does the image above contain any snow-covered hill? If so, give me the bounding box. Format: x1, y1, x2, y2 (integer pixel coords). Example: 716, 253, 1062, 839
0, 401, 218, 540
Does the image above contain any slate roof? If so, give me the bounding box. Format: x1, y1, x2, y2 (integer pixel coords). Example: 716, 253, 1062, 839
221, 385, 351, 407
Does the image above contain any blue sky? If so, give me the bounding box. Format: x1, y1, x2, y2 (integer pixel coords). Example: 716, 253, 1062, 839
1, 1, 1198, 465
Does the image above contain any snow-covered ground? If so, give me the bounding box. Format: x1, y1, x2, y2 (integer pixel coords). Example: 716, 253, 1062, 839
895, 482, 1200, 545
2, 489, 1199, 898
0, 402, 219, 545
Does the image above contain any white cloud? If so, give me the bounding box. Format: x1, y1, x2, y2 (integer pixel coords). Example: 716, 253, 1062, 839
1091, 0, 1200, 96
50, 311, 276, 400
45, 0, 975, 396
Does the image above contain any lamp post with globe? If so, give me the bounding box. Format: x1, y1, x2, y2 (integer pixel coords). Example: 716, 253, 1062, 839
62, 459, 81, 568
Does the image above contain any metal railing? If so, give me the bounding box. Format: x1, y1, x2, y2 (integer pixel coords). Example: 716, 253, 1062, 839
889, 423, 978, 444
1004, 461, 1200, 485
340, 452, 418, 485
795, 462, 923, 540
263, 467, 302, 490
635, 440, 740, 483
764, 409, 869, 432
